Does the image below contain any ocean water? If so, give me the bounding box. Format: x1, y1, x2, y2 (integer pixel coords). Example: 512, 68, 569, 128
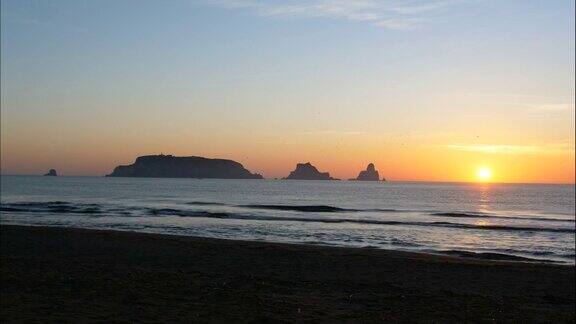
1, 175, 574, 263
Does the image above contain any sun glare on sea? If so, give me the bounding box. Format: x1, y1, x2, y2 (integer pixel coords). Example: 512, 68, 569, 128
476, 167, 493, 182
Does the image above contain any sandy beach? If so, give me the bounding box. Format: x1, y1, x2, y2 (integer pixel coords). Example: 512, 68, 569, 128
1, 224, 574, 322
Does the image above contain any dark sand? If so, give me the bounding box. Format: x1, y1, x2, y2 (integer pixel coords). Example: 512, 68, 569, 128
1, 225, 574, 322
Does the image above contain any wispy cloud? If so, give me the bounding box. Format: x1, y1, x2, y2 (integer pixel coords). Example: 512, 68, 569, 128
196, 0, 466, 30
532, 103, 575, 112
298, 130, 368, 136
507, 101, 575, 113
3, 13, 51, 27
445, 143, 575, 155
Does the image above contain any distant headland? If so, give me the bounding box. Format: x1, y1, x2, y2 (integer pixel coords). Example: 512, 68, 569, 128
106, 155, 263, 179
283, 162, 338, 180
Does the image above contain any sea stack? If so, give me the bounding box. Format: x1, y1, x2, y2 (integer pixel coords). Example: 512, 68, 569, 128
43, 169, 58, 177
352, 163, 382, 181
106, 155, 263, 179
283, 162, 337, 180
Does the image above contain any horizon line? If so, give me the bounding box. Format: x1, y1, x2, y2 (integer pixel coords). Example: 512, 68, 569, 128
1, 173, 574, 186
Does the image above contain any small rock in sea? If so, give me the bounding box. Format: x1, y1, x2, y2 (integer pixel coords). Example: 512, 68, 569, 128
44, 169, 58, 177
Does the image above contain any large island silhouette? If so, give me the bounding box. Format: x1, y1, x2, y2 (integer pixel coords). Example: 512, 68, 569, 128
107, 155, 263, 179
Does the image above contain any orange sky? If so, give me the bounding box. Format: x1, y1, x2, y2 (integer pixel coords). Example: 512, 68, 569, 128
2, 128, 574, 183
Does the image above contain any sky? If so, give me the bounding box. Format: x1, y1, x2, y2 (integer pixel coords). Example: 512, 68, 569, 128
1, 0, 574, 183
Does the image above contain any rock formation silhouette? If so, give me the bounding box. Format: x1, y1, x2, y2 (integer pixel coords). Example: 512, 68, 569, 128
106, 155, 263, 179
43, 169, 57, 177
351, 163, 382, 181
283, 162, 337, 180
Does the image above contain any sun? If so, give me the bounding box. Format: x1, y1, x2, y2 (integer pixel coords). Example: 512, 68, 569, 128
476, 167, 492, 182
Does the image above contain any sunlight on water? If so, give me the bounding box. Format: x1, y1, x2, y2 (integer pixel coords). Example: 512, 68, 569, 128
477, 184, 491, 214
475, 220, 490, 227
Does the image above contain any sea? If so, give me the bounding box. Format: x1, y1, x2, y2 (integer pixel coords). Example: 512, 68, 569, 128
1, 175, 574, 263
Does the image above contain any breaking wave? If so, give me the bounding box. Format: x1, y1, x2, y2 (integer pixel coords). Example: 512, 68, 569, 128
239, 204, 354, 212
2, 201, 574, 235
431, 212, 574, 223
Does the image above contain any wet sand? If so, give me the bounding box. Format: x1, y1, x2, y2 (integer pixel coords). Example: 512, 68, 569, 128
1, 225, 574, 322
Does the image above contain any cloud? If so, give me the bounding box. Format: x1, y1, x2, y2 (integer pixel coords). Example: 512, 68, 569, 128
374, 17, 423, 30
3, 13, 51, 27
196, 0, 466, 30
533, 103, 575, 112
445, 143, 575, 155
388, 0, 460, 14
461, 93, 575, 114
298, 130, 368, 136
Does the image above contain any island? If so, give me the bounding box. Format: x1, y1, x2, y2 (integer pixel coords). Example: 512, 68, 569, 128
283, 162, 338, 180
43, 169, 58, 177
106, 155, 263, 179
350, 163, 384, 181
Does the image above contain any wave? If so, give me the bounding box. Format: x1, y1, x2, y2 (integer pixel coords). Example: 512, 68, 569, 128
239, 204, 354, 212
188, 202, 572, 224
186, 201, 229, 206
189, 202, 400, 213
428, 221, 573, 233
186, 202, 572, 224
187, 202, 358, 212
431, 212, 575, 223
3, 201, 573, 234
145, 208, 573, 234
437, 250, 559, 262
148, 208, 230, 218
368, 208, 399, 212
1, 201, 102, 214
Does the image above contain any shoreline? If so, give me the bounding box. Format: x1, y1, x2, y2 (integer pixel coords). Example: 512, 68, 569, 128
2, 223, 571, 265
1, 224, 574, 322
